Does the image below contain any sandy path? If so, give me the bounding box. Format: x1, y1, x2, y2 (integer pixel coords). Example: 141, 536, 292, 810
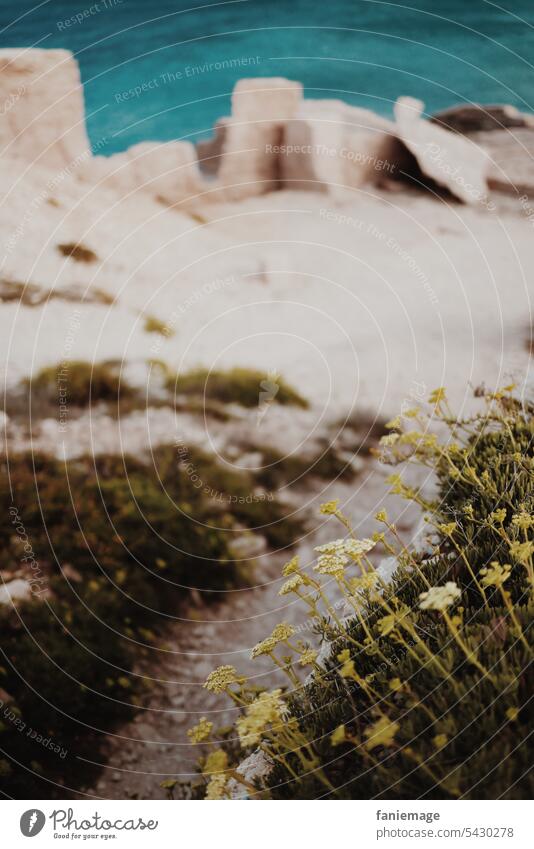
81, 461, 421, 801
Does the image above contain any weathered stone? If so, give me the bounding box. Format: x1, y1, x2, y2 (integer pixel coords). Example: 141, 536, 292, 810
0, 579, 32, 605
394, 96, 490, 204
0, 48, 90, 171
432, 103, 534, 135
470, 127, 534, 197
214, 77, 303, 199
282, 99, 396, 194
80, 140, 204, 205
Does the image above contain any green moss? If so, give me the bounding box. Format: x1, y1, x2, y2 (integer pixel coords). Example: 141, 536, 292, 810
167, 367, 308, 409
143, 315, 174, 336
27, 360, 136, 406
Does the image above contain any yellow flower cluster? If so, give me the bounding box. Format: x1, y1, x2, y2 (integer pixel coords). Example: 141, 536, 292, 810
187, 716, 213, 743
480, 562, 512, 588
419, 582, 461, 611
319, 499, 340, 515
203, 665, 242, 693
278, 573, 305, 596
331, 725, 346, 746
511, 511, 533, 530
509, 541, 534, 565
315, 538, 376, 559
364, 716, 399, 750
236, 690, 285, 747
251, 623, 295, 659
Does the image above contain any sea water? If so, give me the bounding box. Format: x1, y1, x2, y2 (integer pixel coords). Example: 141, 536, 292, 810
1, 0, 533, 153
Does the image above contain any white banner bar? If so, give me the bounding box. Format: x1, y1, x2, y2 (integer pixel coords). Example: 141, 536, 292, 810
2, 799, 531, 848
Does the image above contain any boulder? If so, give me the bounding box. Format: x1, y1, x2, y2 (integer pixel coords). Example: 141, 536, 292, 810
432, 103, 534, 135
394, 97, 490, 204
0, 48, 90, 171
282, 99, 397, 194
80, 140, 204, 205
214, 77, 303, 200
469, 127, 534, 197
0, 578, 32, 605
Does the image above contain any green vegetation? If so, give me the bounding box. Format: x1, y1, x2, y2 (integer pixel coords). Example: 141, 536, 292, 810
198, 387, 533, 800
168, 367, 308, 409
0, 442, 304, 797
57, 243, 98, 263
143, 315, 174, 336
27, 360, 136, 407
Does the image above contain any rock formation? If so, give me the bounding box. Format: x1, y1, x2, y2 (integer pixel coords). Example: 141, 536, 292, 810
393, 97, 490, 204
0, 48, 90, 171
0, 48, 506, 207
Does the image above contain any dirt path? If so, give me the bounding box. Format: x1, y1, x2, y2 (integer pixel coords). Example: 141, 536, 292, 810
82, 465, 420, 800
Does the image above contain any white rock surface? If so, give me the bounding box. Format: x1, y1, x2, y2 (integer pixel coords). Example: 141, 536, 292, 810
394, 96, 490, 204
0, 48, 90, 171
0, 579, 32, 605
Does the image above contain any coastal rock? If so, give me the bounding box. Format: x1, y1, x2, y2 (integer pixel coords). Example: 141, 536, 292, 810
393, 96, 490, 204
432, 103, 534, 135
0, 579, 32, 605
0, 48, 90, 171
80, 140, 204, 205
215, 77, 303, 200
470, 127, 534, 197
282, 99, 396, 194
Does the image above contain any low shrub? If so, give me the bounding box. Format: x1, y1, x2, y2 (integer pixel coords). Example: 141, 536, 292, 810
167, 367, 308, 409
144, 315, 174, 336
198, 387, 533, 800
27, 360, 136, 407
0, 440, 304, 797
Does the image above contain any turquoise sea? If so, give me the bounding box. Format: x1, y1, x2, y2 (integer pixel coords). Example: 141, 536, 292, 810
1, 0, 533, 153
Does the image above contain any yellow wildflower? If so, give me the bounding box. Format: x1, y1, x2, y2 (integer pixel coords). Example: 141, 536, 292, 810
389, 678, 403, 692
364, 716, 399, 751
376, 614, 397, 636
320, 499, 340, 515
205, 774, 227, 800
419, 582, 461, 612
480, 561, 512, 588
251, 623, 295, 659
314, 553, 348, 577
282, 555, 300, 576
433, 733, 448, 749
236, 689, 285, 747
489, 509, 507, 525
298, 648, 317, 666
429, 387, 446, 405
331, 725, 346, 746
279, 574, 304, 596
509, 541, 534, 564
511, 511, 533, 530
203, 665, 242, 693
438, 522, 457, 536
375, 509, 388, 523
506, 707, 519, 722
380, 433, 400, 448
187, 717, 213, 743
203, 748, 228, 775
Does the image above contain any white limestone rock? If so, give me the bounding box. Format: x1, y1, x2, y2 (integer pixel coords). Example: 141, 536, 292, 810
0, 48, 90, 171
0, 579, 32, 605
282, 99, 396, 195
393, 96, 490, 204
80, 140, 205, 205
215, 77, 303, 200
